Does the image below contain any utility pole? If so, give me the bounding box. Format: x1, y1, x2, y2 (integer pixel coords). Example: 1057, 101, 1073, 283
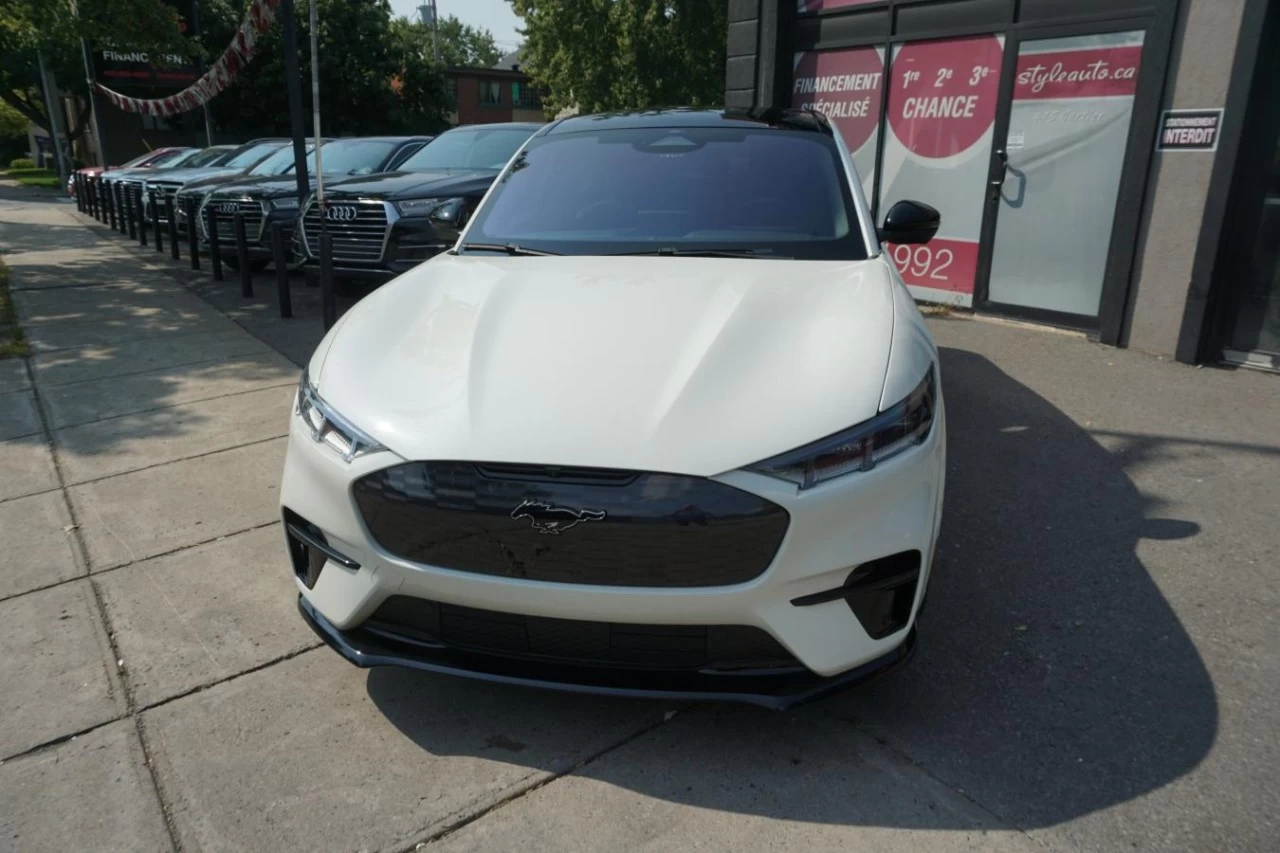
189, 0, 214, 146
309, 0, 324, 205
418, 1, 440, 64
280, 0, 310, 204
36, 52, 71, 183
79, 40, 108, 167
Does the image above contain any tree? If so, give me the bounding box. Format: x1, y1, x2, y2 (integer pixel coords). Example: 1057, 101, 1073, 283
200, 0, 452, 136
509, 0, 726, 116
0, 0, 193, 138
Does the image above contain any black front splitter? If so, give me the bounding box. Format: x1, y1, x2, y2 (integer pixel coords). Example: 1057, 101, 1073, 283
298, 596, 915, 711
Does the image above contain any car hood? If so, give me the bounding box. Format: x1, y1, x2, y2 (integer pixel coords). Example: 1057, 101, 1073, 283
323, 169, 498, 200
313, 253, 897, 476
204, 175, 300, 199
139, 166, 237, 185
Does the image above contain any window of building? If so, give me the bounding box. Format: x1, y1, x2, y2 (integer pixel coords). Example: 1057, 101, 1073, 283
512, 81, 543, 110
446, 76, 458, 107
478, 79, 502, 105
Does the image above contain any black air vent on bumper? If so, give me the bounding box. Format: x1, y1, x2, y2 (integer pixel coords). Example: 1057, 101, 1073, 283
366, 596, 799, 672
790, 550, 921, 639
352, 461, 790, 587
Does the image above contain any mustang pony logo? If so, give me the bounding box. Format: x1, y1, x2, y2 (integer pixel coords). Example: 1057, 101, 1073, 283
510, 500, 606, 535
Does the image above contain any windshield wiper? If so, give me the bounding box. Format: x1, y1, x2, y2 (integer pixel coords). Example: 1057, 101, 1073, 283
615, 247, 791, 259
460, 242, 562, 256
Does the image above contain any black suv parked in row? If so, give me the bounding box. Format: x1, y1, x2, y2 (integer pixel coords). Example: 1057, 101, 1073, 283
199, 136, 431, 270
293, 123, 541, 282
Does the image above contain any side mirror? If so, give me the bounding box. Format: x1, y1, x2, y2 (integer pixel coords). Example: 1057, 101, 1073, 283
878, 200, 940, 245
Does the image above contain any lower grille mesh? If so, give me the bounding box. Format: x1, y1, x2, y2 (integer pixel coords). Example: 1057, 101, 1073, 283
367, 596, 799, 671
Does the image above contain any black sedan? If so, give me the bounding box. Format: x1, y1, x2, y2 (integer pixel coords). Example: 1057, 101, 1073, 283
197, 136, 431, 270
294, 123, 541, 282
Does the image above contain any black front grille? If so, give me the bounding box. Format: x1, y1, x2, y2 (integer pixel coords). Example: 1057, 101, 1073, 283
302, 200, 388, 263
353, 461, 790, 587
367, 596, 799, 672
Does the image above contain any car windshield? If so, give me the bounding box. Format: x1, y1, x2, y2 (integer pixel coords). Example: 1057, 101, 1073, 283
220, 142, 286, 169
248, 144, 313, 176
398, 127, 533, 172
307, 139, 399, 176
184, 147, 233, 167
120, 151, 159, 168
461, 125, 867, 260
148, 149, 193, 167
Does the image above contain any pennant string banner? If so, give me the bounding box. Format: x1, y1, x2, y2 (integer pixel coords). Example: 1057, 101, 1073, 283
93, 0, 282, 116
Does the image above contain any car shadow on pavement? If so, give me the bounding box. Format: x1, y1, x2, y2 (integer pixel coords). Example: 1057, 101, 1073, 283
365, 345, 1217, 832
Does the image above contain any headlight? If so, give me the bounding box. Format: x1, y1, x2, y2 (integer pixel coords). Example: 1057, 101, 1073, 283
271, 196, 299, 210
295, 369, 385, 462
394, 196, 464, 219
747, 367, 936, 490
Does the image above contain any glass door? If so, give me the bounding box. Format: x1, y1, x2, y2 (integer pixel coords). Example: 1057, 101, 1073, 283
981, 29, 1146, 324
879, 34, 1005, 306
1223, 130, 1280, 368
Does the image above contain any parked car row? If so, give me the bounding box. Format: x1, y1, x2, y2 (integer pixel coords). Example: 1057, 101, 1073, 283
89, 124, 540, 283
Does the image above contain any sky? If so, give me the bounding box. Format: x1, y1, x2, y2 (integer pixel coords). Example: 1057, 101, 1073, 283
387, 0, 525, 53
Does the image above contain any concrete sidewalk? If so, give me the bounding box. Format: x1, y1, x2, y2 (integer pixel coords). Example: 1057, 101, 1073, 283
1, 195, 1277, 852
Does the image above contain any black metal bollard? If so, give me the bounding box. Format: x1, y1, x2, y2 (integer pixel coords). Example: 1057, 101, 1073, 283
91, 177, 100, 220
151, 191, 164, 253
206, 206, 224, 282
271, 222, 292, 319
233, 212, 253, 297
125, 188, 137, 239
186, 198, 201, 270
74, 174, 82, 212
319, 230, 336, 330
137, 188, 148, 247
108, 183, 118, 231
166, 196, 180, 260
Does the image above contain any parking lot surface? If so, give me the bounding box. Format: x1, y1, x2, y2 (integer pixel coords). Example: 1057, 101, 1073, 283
1, 194, 1277, 852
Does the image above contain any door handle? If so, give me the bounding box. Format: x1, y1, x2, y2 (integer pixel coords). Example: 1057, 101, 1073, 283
990, 149, 1009, 188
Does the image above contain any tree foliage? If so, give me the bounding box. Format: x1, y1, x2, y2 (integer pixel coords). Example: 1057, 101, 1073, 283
0, 0, 193, 134
509, 0, 726, 116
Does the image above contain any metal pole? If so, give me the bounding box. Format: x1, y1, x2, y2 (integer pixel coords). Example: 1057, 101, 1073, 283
234, 212, 253, 297
151, 190, 164, 252
35, 52, 71, 184
186, 198, 201, 269
125, 187, 137, 239
271, 222, 293, 319
432, 0, 440, 64
188, 0, 214, 147
207, 206, 223, 281
79, 40, 108, 167
281, 0, 310, 205
167, 196, 180, 260
107, 182, 117, 230
137, 188, 148, 247
320, 232, 336, 330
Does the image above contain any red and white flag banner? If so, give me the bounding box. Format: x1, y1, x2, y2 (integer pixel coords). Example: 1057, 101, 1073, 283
94, 0, 281, 117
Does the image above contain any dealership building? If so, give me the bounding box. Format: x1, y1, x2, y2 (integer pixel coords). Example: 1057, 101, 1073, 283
726, 0, 1279, 370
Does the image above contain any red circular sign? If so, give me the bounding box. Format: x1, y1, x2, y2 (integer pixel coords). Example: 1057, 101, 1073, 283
887, 36, 1002, 159
792, 46, 884, 152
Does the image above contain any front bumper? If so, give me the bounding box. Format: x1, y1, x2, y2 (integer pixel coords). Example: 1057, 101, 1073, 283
281, 401, 945, 701
300, 594, 915, 709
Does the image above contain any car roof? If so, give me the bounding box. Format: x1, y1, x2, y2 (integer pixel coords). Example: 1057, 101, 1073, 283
545, 107, 832, 136
439, 123, 543, 135
323, 136, 433, 144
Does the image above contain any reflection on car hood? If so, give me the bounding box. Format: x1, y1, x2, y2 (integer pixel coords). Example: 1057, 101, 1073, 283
204, 176, 303, 200
314, 253, 896, 475
138, 166, 239, 185
322, 169, 499, 200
